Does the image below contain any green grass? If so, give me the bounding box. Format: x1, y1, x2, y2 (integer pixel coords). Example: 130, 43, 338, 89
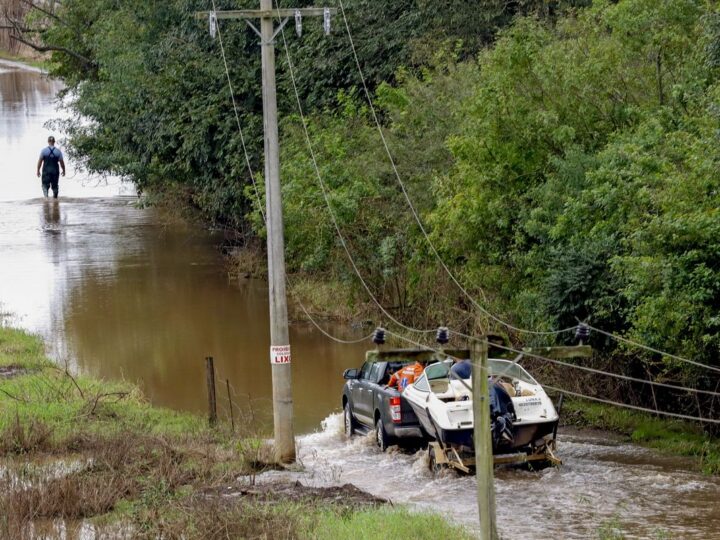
0, 50, 50, 71
0, 326, 209, 444
310, 507, 474, 539
0, 326, 47, 369
565, 399, 720, 475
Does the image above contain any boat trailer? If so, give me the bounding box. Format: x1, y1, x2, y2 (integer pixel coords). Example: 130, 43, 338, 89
427, 436, 562, 475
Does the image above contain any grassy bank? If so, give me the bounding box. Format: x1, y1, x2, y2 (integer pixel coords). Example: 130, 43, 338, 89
0, 50, 50, 71
563, 399, 720, 475
0, 326, 470, 539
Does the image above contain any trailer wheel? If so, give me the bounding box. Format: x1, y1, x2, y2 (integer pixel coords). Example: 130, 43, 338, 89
344, 403, 356, 437
428, 445, 444, 474
375, 418, 393, 452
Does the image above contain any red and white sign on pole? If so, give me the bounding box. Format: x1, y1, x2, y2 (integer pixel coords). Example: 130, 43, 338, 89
270, 345, 291, 365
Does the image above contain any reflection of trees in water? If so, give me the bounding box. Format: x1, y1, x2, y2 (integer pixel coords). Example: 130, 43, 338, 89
0, 68, 61, 144
60, 222, 270, 415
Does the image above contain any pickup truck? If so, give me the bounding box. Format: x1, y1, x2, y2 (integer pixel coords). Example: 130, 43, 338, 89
341, 349, 429, 451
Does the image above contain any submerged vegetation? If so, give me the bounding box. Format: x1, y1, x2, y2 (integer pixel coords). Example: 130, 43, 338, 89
0, 326, 471, 538
8, 1, 720, 420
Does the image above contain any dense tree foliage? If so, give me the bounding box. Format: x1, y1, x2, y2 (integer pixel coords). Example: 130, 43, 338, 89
26, 0, 720, 408
275, 0, 720, 404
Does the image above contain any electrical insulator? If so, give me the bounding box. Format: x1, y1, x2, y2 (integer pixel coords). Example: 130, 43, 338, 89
295, 10, 302, 37
209, 11, 217, 40
576, 323, 590, 343
372, 327, 386, 345
436, 327, 449, 345
323, 7, 331, 35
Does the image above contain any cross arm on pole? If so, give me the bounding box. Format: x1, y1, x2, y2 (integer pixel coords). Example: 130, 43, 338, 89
194, 8, 337, 20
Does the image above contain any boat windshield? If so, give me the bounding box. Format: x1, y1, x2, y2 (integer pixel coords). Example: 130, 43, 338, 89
424, 358, 538, 385
489, 359, 537, 385
425, 360, 452, 381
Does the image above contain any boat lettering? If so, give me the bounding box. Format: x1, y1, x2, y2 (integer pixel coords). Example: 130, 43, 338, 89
516, 397, 542, 407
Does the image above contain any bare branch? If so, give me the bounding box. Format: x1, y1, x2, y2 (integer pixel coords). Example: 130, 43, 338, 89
0, 388, 27, 403
10, 33, 96, 68
20, 0, 61, 23
87, 392, 130, 416
0, 24, 44, 32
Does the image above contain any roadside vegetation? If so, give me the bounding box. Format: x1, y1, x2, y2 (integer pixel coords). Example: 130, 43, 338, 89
0, 326, 470, 539
0, 50, 48, 70
6, 1, 720, 434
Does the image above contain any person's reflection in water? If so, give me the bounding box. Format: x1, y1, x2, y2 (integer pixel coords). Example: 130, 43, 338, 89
40, 200, 65, 265
42, 199, 61, 230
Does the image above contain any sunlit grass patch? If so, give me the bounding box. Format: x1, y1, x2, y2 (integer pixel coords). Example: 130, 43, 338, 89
0, 328, 48, 370
309, 507, 474, 540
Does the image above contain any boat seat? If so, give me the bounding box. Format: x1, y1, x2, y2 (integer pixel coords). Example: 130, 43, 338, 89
430, 379, 449, 394
435, 379, 472, 401
499, 381, 516, 397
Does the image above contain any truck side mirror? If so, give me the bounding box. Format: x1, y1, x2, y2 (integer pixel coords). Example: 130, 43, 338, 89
343, 368, 359, 380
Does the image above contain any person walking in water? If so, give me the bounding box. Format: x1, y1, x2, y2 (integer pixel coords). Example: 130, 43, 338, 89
36, 136, 65, 198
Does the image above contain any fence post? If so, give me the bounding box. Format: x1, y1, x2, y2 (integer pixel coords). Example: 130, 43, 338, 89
226, 378, 235, 432
206, 356, 217, 427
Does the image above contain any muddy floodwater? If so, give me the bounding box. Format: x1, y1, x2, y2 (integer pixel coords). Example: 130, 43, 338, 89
3, 60, 720, 539
290, 417, 720, 539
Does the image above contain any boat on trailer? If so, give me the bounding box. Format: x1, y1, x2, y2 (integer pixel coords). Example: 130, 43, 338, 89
401, 353, 562, 473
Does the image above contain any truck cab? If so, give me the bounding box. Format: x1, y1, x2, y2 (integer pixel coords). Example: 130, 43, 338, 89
341, 349, 432, 450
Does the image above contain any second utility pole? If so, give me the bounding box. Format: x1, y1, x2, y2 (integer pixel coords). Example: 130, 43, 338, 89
197, 2, 336, 464
472, 337, 498, 539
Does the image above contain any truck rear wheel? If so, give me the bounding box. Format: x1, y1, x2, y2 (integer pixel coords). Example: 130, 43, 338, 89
375, 418, 393, 452
344, 403, 356, 437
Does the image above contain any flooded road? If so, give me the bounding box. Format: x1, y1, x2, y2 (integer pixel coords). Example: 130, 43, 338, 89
3, 60, 720, 539
287, 417, 720, 539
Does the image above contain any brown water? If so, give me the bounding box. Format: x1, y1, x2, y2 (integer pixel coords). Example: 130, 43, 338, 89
3, 60, 720, 539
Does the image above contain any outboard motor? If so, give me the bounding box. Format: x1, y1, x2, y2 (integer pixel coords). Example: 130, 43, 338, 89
490, 383, 515, 448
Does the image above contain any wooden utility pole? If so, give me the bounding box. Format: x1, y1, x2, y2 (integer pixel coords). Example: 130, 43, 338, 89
196, 3, 335, 464
472, 337, 498, 540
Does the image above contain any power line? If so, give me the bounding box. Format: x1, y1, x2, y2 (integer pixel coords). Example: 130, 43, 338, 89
335, 0, 576, 338
488, 340, 720, 398
210, 1, 720, 428
214, 0, 720, 389
542, 385, 720, 425
334, 0, 720, 377
294, 297, 374, 344
452, 325, 720, 380
587, 324, 720, 375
